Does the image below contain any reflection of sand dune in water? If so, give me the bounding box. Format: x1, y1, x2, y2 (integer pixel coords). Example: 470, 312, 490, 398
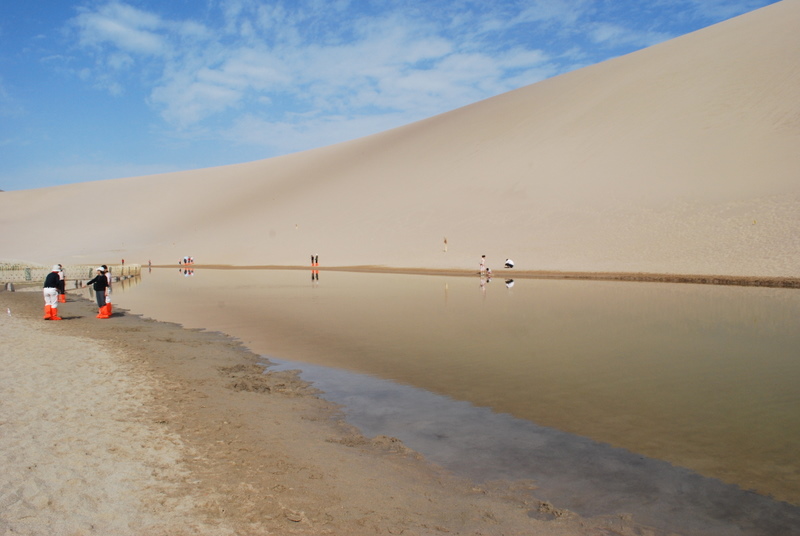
198, 263, 800, 288
106, 269, 800, 508
1, 2, 799, 278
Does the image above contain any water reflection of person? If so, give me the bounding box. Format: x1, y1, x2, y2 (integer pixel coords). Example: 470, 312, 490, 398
480, 272, 492, 296
505, 279, 515, 288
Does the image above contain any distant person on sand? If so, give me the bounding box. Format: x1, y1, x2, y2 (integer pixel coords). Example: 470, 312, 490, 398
504, 259, 514, 269
86, 267, 111, 318
480, 255, 486, 274
42, 265, 62, 320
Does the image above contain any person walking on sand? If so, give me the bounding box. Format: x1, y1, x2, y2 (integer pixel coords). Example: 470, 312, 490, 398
86, 267, 111, 319
42, 265, 63, 320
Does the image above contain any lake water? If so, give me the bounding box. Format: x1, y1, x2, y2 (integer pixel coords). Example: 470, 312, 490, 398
106, 268, 800, 534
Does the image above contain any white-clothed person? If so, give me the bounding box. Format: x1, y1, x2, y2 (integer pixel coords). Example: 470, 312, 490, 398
42, 265, 62, 320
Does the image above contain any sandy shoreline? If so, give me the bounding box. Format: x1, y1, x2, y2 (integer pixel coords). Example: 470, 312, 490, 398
1, 288, 657, 535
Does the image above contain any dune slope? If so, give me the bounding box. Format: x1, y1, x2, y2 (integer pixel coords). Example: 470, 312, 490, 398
2, 0, 799, 276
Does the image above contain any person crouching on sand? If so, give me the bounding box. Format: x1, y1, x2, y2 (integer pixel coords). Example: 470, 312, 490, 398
42, 265, 62, 320
86, 267, 111, 319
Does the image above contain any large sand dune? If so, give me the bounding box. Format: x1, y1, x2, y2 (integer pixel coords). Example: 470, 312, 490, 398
2, 0, 799, 276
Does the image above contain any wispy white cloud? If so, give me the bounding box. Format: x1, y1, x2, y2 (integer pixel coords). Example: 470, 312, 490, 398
587, 22, 671, 48
513, 0, 591, 26
69, 1, 557, 135
73, 1, 167, 55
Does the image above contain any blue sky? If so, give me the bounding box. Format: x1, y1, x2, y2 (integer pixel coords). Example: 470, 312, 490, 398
0, 0, 777, 191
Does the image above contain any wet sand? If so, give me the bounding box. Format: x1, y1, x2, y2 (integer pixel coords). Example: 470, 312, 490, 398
1, 287, 656, 536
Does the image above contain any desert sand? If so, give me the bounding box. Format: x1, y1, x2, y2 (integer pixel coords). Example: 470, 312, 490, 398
1, 1, 799, 277
1, 288, 655, 535
2, 1, 799, 534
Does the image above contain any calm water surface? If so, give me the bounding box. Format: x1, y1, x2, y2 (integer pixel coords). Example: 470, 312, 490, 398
109, 269, 800, 517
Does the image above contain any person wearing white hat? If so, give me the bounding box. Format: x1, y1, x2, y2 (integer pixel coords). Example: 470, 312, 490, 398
42, 265, 63, 320
86, 267, 111, 319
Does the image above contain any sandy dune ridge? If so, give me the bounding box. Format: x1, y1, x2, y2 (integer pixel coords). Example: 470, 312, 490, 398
1, 1, 799, 277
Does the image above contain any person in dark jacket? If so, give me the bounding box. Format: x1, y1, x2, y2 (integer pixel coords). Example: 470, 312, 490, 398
86, 267, 110, 318
42, 265, 62, 320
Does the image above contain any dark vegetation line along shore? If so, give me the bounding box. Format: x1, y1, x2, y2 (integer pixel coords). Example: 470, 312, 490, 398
155, 265, 800, 289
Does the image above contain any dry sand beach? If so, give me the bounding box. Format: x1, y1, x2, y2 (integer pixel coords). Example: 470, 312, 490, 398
2, 1, 800, 534
1, 288, 653, 536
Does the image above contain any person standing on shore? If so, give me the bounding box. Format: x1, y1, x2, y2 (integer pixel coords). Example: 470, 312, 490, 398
42, 265, 62, 320
480, 255, 486, 275
86, 267, 111, 319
